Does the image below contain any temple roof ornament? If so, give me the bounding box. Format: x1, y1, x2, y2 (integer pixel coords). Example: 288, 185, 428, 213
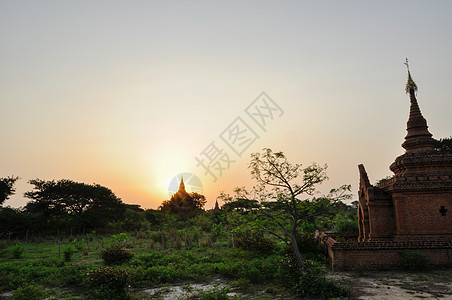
401, 59, 436, 153
404, 58, 418, 94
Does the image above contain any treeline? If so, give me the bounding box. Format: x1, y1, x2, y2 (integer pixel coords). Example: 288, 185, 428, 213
0, 177, 164, 238
0, 175, 358, 241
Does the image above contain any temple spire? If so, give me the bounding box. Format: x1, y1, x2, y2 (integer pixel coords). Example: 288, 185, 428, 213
401, 59, 436, 153
404, 58, 418, 95
178, 176, 186, 192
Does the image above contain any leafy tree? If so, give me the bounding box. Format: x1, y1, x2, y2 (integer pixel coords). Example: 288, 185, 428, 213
0, 206, 29, 238
160, 192, 207, 214
436, 136, 452, 154
246, 148, 351, 271
218, 188, 259, 212
0, 176, 19, 206
24, 179, 125, 233
121, 204, 149, 231
190, 192, 207, 210
144, 208, 164, 228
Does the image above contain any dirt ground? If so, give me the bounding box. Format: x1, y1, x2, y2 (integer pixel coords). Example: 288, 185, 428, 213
1, 270, 450, 299
128, 269, 452, 299
332, 269, 452, 299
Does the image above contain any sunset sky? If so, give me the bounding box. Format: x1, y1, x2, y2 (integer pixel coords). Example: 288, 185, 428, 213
2, 1, 452, 209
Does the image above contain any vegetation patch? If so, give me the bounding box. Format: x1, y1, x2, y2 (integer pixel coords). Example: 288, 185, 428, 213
101, 245, 134, 265
399, 251, 430, 271
85, 267, 131, 300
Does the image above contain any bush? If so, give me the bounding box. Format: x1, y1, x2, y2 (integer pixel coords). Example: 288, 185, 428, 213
60, 264, 97, 285
296, 234, 328, 262
0, 240, 7, 250
352, 262, 369, 275
10, 245, 23, 259
0, 240, 8, 257
63, 246, 75, 262
71, 238, 87, 253
336, 218, 359, 233
294, 260, 350, 299
109, 233, 128, 246
301, 221, 316, 233
279, 254, 349, 299
235, 231, 275, 254
101, 245, 134, 265
11, 284, 47, 300
85, 267, 131, 299
198, 286, 230, 300
399, 250, 429, 271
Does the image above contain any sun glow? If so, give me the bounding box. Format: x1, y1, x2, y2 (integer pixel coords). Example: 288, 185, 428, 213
150, 147, 195, 200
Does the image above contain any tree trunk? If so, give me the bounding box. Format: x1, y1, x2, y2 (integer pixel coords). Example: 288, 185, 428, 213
290, 233, 304, 271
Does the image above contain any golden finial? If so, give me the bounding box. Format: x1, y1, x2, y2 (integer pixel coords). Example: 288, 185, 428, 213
405, 58, 418, 94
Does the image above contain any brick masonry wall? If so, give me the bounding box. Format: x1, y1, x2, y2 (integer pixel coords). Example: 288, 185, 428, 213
331, 247, 452, 271
393, 191, 452, 237
368, 201, 395, 239
319, 234, 452, 271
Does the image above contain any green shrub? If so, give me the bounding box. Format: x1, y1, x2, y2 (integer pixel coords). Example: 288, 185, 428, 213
109, 233, 128, 246
71, 238, 87, 252
10, 245, 23, 259
279, 254, 349, 299
101, 245, 134, 265
63, 246, 75, 262
230, 278, 251, 290
209, 223, 223, 243
436, 136, 452, 154
336, 219, 359, 233
235, 231, 275, 254
0, 240, 7, 250
0, 240, 8, 257
278, 251, 302, 288
145, 230, 163, 244
11, 284, 47, 300
198, 286, 230, 300
296, 234, 328, 262
294, 260, 350, 299
399, 250, 429, 271
60, 264, 97, 285
85, 267, 131, 300
301, 221, 316, 233
352, 262, 369, 275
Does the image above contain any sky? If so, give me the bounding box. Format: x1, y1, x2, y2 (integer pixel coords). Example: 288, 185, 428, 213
1, 0, 452, 209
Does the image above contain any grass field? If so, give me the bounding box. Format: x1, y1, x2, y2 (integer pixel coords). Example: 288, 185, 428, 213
3, 232, 449, 299
0, 232, 300, 299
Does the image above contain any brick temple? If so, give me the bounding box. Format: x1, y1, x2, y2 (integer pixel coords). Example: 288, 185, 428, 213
321, 67, 452, 270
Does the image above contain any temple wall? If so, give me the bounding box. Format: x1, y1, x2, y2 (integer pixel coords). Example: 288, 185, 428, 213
393, 191, 452, 238
321, 234, 452, 271
367, 201, 395, 240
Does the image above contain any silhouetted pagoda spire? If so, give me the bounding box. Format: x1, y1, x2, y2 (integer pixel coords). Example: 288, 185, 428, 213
178, 176, 187, 193
401, 59, 436, 153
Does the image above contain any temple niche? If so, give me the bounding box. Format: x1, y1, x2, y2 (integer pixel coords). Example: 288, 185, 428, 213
321, 64, 452, 270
